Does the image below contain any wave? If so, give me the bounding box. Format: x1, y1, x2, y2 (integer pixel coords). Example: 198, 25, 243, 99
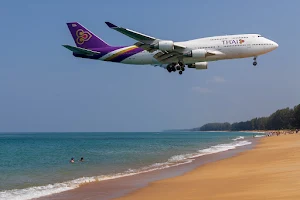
232, 136, 245, 141
254, 134, 265, 138
195, 140, 251, 157
0, 140, 251, 200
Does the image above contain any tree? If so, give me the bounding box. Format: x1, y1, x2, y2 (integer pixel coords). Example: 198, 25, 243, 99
267, 108, 294, 130
199, 123, 231, 131
294, 104, 300, 128
191, 104, 300, 131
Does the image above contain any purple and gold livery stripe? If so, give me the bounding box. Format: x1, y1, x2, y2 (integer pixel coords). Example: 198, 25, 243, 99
104, 46, 141, 61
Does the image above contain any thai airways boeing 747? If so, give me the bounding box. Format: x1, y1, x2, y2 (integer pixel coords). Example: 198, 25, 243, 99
63, 22, 278, 75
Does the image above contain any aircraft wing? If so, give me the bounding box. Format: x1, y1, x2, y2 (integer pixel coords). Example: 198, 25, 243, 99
105, 22, 217, 63
62, 45, 101, 56
105, 22, 186, 51
154, 50, 218, 63
153, 51, 182, 63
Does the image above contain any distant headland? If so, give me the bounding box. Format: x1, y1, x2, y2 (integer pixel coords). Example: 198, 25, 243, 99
168, 104, 300, 132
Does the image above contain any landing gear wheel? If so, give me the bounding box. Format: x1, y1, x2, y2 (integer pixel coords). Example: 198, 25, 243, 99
167, 66, 172, 72
179, 71, 183, 75
253, 57, 257, 66
171, 66, 176, 72
181, 67, 185, 71
176, 65, 181, 71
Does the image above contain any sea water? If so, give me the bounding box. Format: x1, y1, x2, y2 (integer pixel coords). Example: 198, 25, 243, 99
0, 132, 262, 200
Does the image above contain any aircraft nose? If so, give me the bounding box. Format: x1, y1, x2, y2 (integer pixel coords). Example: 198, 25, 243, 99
266, 40, 278, 51
273, 41, 279, 48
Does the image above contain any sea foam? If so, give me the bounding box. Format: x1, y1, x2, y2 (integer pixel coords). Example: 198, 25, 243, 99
232, 136, 245, 141
254, 134, 265, 138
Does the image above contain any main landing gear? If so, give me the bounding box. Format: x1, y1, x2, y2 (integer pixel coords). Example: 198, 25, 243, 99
253, 57, 258, 66
166, 62, 185, 75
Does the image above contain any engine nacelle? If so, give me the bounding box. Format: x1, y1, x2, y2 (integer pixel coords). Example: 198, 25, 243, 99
185, 49, 207, 58
153, 40, 174, 51
188, 62, 208, 70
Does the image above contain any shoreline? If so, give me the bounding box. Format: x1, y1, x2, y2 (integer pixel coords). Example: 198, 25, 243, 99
37, 137, 258, 200
115, 133, 300, 200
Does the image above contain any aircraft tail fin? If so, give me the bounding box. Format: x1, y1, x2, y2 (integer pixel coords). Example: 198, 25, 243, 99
66, 22, 110, 49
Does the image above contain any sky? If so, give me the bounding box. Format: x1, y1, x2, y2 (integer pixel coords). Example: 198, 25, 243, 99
0, 0, 299, 132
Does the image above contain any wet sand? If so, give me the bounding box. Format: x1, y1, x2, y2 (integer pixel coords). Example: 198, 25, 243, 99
115, 134, 300, 200
37, 139, 256, 200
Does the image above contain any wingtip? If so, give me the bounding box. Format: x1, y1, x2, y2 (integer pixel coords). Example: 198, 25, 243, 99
62, 44, 72, 51
62, 44, 73, 49
105, 22, 117, 28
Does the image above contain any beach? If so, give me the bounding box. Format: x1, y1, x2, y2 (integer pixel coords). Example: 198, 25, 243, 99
3, 132, 300, 200
114, 133, 300, 200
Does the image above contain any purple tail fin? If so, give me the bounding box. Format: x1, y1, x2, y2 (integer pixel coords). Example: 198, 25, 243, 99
66, 22, 110, 49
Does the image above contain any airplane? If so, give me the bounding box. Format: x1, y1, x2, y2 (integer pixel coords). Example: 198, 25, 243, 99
63, 22, 278, 75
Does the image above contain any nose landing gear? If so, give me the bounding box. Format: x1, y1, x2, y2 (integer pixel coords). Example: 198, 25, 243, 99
253, 57, 257, 66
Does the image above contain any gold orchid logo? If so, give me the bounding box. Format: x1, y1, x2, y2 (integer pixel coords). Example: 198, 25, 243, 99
76, 29, 92, 45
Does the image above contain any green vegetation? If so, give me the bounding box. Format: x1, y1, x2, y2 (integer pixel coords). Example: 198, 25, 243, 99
190, 104, 300, 131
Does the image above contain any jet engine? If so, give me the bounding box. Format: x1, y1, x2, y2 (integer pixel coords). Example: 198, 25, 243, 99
153, 40, 174, 51
188, 62, 208, 70
185, 49, 207, 58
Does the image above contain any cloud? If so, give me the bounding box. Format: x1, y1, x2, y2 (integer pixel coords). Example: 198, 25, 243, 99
207, 76, 226, 84
191, 87, 212, 94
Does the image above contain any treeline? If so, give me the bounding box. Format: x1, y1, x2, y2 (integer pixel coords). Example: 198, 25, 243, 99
191, 104, 300, 131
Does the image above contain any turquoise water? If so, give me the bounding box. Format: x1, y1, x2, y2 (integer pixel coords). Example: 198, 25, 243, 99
0, 132, 261, 200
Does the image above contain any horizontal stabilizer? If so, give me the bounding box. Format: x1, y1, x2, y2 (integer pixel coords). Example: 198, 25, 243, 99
62, 45, 101, 56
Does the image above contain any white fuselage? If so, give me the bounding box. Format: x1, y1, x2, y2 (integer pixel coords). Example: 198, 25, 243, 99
112, 34, 278, 65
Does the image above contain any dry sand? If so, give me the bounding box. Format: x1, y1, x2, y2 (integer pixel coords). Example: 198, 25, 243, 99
115, 134, 300, 200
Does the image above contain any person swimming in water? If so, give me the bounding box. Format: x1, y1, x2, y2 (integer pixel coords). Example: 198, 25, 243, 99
70, 157, 75, 163
80, 157, 84, 162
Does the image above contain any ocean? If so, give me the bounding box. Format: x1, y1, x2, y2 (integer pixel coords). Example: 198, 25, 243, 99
0, 132, 263, 200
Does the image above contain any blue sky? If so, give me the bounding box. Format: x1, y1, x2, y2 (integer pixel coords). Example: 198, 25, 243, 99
0, 0, 299, 132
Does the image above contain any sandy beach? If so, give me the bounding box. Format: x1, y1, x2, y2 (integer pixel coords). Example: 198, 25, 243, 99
115, 133, 300, 200
37, 135, 256, 200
